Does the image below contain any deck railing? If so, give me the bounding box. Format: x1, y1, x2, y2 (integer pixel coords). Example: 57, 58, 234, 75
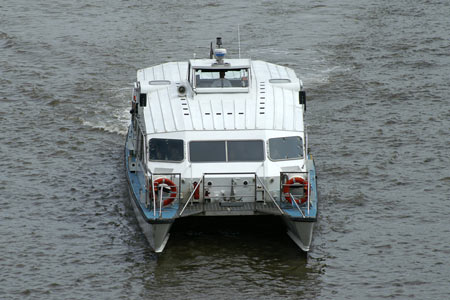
280, 171, 315, 216
143, 171, 316, 218
179, 172, 284, 216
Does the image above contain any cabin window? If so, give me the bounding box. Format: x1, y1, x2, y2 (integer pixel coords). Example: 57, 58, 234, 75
149, 138, 184, 162
135, 126, 145, 162
194, 68, 249, 88
227, 140, 264, 162
189, 140, 264, 162
138, 133, 144, 162
268, 136, 303, 160
190, 141, 226, 162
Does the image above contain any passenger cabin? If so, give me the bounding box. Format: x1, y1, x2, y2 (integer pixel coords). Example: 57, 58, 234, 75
132, 57, 307, 176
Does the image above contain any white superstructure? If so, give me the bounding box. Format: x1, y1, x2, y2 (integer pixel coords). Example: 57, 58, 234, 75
138, 60, 304, 134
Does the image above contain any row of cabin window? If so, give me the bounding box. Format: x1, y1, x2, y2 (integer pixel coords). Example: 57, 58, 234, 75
134, 120, 146, 163
148, 137, 303, 163
194, 69, 249, 88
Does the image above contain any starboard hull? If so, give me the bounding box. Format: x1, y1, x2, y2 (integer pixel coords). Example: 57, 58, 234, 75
282, 216, 315, 252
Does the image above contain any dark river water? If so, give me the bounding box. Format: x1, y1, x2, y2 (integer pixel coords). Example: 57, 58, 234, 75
1, 0, 449, 299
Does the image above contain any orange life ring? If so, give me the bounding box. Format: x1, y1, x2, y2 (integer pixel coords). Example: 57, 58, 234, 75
153, 177, 177, 206
283, 177, 308, 204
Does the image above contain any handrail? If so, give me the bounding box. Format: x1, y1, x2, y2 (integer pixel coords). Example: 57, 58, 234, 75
151, 176, 156, 217
179, 177, 204, 216
202, 172, 261, 175
307, 174, 311, 214
255, 175, 284, 215
159, 184, 163, 217
290, 193, 305, 217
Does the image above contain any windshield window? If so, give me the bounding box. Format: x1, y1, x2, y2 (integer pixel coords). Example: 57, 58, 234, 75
189, 140, 264, 162
189, 141, 226, 162
227, 140, 264, 162
194, 69, 249, 88
149, 138, 184, 162
268, 136, 303, 160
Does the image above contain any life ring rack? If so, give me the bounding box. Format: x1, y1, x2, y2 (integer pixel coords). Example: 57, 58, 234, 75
283, 176, 309, 204
152, 177, 177, 206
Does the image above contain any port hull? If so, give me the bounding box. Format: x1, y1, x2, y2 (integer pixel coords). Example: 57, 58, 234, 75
126, 183, 173, 253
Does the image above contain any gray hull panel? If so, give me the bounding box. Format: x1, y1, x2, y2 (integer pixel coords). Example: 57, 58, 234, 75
127, 188, 173, 253
282, 216, 315, 252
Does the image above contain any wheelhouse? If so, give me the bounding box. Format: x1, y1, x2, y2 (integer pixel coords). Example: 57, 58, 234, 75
188, 59, 251, 94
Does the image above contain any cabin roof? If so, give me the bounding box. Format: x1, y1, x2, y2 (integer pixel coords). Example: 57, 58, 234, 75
137, 60, 304, 135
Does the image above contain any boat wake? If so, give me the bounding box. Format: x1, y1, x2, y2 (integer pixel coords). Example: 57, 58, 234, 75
80, 86, 132, 135
81, 117, 128, 135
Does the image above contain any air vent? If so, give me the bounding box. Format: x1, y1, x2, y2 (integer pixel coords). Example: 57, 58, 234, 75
269, 79, 291, 84
149, 80, 170, 85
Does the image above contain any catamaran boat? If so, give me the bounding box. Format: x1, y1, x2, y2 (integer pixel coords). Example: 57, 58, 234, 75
124, 38, 318, 253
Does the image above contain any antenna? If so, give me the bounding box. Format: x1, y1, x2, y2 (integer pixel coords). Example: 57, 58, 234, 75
238, 25, 241, 59
209, 42, 213, 59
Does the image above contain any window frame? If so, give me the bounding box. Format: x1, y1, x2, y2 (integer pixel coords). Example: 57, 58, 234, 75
193, 68, 250, 89
148, 138, 185, 163
188, 139, 265, 163
267, 136, 304, 161
226, 140, 265, 162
